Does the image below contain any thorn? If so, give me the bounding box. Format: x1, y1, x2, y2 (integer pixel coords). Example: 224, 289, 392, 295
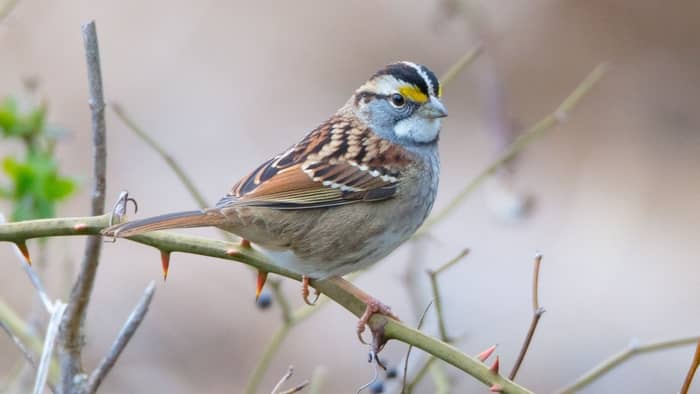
73, 223, 88, 232
15, 241, 31, 265
240, 239, 251, 248
489, 383, 503, 392
225, 248, 238, 256
489, 355, 500, 374
476, 344, 498, 362
160, 250, 170, 281
255, 270, 268, 301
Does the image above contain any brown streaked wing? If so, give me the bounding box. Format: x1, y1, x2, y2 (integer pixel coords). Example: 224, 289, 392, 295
215, 116, 411, 210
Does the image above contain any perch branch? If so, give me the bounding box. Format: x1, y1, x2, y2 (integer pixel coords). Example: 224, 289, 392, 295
680, 338, 700, 394
508, 253, 545, 380
57, 20, 107, 392
0, 215, 532, 394
558, 335, 700, 393
420, 63, 607, 233
85, 281, 156, 393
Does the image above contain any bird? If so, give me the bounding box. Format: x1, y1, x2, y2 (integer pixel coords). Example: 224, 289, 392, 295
102, 61, 447, 344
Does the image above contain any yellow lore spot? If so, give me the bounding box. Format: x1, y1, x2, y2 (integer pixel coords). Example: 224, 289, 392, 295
399, 85, 428, 104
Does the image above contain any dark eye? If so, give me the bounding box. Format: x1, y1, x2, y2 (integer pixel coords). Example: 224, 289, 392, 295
389, 93, 406, 108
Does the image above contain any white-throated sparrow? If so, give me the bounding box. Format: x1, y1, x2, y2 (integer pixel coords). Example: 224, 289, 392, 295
103, 61, 447, 343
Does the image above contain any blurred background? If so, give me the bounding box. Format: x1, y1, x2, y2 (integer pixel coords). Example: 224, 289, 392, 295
1, 1, 699, 393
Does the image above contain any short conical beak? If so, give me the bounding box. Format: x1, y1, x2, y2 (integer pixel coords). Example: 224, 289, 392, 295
420, 96, 448, 119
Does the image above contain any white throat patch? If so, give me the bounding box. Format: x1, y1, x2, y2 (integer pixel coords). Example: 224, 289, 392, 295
394, 116, 441, 143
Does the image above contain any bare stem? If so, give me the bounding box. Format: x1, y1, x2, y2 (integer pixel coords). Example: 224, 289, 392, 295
0, 216, 532, 393
85, 281, 156, 393
440, 44, 483, 88
420, 64, 607, 233
268, 280, 293, 324
427, 249, 470, 342
558, 336, 700, 393
111, 103, 209, 210
401, 301, 433, 393
680, 338, 700, 394
57, 20, 108, 393
405, 356, 436, 394
509, 253, 545, 380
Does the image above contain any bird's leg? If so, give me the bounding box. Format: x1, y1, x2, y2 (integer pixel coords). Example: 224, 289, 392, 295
301, 276, 320, 305
323, 277, 400, 355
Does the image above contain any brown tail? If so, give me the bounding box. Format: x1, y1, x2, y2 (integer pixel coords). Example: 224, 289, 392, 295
101, 210, 226, 237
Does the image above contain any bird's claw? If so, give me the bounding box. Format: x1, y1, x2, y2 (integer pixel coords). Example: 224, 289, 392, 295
301, 276, 320, 305
356, 298, 397, 356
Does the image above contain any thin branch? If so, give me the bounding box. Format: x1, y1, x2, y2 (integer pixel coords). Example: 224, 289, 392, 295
558, 336, 700, 393
509, 253, 545, 380
419, 63, 607, 234
439, 44, 483, 87
111, 103, 208, 209
244, 325, 292, 394
270, 366, 309, 394
85, 281, 156, 393
268, 280, 293, 324
0, 215, 533, 393
680, 338, 700, 394
0, 300, 60, 385
58, 20, 108, 392
307, 366, 327, 394
404, 356, 436, 394
427, 249, 470, 342
0, 321, 57, 394
401, 301, 433, 393
243, 273, 357, 394
34, 302, 66, 394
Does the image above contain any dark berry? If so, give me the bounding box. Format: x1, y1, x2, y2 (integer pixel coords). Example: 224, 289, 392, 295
369, 380, 384, 394
386, 367, 398, 379
256, 292, 272, 309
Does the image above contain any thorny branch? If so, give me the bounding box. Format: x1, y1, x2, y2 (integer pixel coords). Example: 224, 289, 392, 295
508, 253, 545, 380
0, 215, 533, 394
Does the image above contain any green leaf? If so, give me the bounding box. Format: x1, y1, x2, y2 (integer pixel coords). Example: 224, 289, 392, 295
0, 97, 19, 136
45, 175, 76, 200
